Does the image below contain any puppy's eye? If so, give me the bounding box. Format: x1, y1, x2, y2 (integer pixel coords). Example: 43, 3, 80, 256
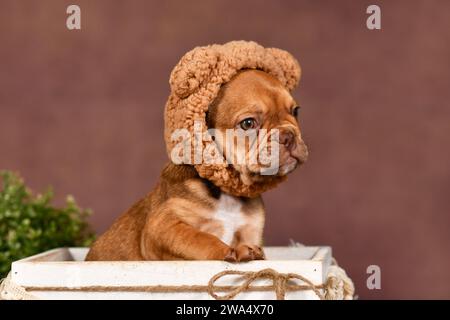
240, 118, 256, 130
292, 106, 301, 118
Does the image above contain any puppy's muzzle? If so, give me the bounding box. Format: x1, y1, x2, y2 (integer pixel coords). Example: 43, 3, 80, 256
279, 129, 308, 165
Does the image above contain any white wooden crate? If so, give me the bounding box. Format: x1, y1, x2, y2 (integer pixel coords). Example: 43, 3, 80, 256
10, 246, 331, 300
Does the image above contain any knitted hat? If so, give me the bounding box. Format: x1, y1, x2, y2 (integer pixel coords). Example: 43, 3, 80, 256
164, 40, 301, 197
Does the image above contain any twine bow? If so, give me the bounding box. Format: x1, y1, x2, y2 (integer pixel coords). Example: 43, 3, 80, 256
207, 268, 324, 300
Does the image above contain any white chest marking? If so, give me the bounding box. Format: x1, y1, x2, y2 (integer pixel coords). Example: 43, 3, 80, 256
213, 194, 246, 246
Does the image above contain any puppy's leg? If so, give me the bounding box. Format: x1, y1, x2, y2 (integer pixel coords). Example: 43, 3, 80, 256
142, 211, 237, 261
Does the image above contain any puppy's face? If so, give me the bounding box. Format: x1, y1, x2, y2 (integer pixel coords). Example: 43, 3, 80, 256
207, 69, 308, 184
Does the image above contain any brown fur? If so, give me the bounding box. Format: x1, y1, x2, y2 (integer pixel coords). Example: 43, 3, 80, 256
86, 70, 307, 262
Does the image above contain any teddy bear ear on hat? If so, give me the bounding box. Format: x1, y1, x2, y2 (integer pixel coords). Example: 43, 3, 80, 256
169, 46, 220, 99
266, 47, 302, 91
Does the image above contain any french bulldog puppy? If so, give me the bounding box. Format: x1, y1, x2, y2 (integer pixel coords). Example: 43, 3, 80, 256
86, 69, 308, 262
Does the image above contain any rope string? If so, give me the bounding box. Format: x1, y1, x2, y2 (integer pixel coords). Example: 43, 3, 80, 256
16, 268, 324, 300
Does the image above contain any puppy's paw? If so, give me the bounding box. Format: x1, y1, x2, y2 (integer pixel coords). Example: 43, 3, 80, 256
224, 247, 237, 262
235, 244, 265, 262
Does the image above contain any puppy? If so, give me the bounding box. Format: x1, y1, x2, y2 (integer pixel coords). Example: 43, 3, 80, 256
86, 69, 308, 262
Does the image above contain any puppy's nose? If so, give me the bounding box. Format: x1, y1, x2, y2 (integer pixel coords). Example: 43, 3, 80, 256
297, 141, 309, 164
280, 131, 295, 150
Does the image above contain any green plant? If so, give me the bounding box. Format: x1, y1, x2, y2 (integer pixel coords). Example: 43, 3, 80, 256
0, 171, 95, 278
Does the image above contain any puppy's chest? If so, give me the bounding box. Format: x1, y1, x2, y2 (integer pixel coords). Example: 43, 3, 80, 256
202, 194, 264, 246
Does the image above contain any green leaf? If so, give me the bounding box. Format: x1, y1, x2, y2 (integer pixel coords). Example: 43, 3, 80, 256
0, 171, 96, 277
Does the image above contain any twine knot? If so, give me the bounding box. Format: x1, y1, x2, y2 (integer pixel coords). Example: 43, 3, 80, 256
207, 268, 324, 300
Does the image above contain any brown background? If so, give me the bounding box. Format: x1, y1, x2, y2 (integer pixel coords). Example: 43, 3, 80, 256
1, 0, 449, 299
